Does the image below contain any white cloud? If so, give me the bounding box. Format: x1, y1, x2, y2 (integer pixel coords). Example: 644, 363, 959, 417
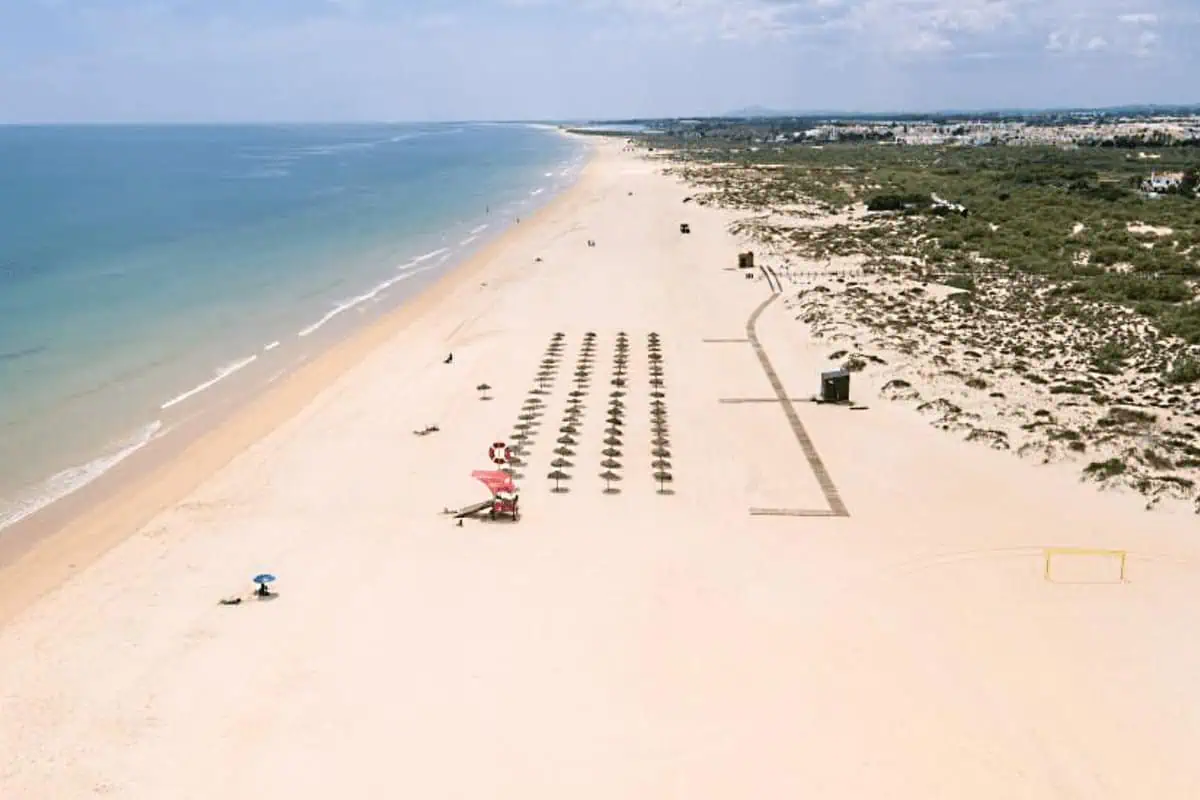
1133, 27, 1159, 55
494, 0, 1191, 59
1045, 28, 1104, 54
591, 0, 810, 41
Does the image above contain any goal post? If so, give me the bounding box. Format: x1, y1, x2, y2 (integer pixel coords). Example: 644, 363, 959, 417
1043, 547, 1127, 582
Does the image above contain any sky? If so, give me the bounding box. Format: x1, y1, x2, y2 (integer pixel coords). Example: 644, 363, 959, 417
0, 0, 1196, 122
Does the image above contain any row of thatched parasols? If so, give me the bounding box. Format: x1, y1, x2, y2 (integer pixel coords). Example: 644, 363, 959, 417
509, 332, 567, 480
596, 331, 632, 493
548, 332, 598, 492
647, 332, 673, 494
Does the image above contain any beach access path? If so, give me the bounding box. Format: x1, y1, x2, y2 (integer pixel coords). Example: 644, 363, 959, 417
1, 138, 1199, 798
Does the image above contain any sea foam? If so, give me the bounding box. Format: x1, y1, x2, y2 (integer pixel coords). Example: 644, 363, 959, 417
295, 254, 445, 339
0, 420, 164, 532
160, 355, 258, 410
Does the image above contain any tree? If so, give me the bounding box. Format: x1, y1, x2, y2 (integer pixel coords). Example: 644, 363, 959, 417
1180, 168, 1198, 197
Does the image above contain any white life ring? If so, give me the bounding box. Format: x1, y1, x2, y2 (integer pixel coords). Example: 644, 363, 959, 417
488, 441, 513, 464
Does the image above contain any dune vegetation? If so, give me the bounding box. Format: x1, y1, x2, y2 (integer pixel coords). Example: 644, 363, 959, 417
653, 136, 1200, 511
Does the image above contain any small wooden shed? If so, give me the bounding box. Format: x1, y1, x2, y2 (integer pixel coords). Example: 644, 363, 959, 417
738, 251, 755, 269
820, 369, 850, 403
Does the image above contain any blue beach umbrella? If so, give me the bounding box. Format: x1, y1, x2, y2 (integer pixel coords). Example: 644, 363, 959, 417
253, 573, 277, 593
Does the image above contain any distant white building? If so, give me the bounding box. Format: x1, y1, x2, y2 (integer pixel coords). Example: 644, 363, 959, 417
1143, 171, 1184, 193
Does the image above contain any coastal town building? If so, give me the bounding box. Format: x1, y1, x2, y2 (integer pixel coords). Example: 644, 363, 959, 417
1142, 171, 1185, 192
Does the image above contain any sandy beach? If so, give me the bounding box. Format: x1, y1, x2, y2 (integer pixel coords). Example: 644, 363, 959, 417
3, 137, 1200, 798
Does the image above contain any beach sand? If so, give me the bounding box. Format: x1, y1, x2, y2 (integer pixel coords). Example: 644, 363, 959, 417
2, 138, 1200, 798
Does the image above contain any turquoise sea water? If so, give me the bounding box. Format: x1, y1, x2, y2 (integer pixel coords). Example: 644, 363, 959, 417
0, 123, 585, 530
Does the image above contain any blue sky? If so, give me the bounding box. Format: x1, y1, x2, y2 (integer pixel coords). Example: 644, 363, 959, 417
0, 0, 1196, 122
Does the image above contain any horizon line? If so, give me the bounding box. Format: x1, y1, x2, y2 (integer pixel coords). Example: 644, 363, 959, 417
2, 101, 1199, 127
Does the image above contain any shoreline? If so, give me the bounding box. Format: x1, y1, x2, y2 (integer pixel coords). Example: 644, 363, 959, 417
0, 136, 596, 623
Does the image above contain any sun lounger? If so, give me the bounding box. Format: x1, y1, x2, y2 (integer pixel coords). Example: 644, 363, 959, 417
454, 500, 493, 519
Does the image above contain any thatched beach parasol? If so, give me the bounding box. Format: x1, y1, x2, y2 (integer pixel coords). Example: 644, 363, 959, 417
476, 383, 492, 401
553, 446, 575, 458
600, 470, 622, 494
548, 470, 570, 493
601, 458, 621, 470
551, 457, 574, 469
602, 447, 622, 459
654, 471, 674, 494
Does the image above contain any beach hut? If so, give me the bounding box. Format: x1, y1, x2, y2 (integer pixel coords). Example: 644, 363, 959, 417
820, 369, 850, 404
738, 251, 755, 269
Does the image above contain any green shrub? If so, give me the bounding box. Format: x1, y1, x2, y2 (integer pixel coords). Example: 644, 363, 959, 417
865, 192, 929, 212
1084, 458, 1127, 479
1164, 356, 1200, 385
1093, 340, 1128, 374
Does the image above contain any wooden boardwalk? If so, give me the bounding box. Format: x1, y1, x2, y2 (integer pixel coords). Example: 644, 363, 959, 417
745, 293, 849, 518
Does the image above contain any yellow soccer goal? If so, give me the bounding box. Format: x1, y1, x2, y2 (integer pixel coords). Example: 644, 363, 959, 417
1043, 547, 1128, 583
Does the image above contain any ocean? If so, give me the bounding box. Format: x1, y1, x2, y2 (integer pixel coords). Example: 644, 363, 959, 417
0, 123, 585, 532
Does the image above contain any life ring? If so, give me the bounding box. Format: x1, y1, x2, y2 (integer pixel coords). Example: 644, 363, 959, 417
488, 441, 512, 464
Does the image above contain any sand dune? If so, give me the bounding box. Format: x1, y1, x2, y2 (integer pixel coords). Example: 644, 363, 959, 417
2, 138, 1200, 798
